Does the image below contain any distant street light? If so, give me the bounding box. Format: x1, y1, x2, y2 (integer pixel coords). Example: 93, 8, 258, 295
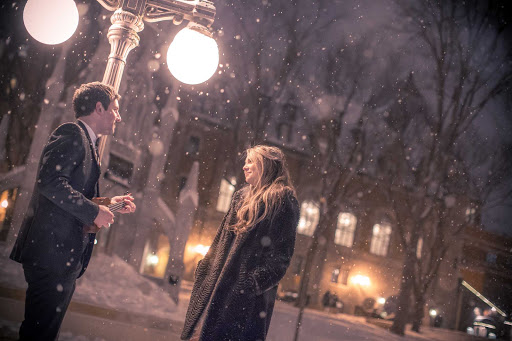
351, 274, 371, 287
190, 243, 210, 257
22, 0, 219, 88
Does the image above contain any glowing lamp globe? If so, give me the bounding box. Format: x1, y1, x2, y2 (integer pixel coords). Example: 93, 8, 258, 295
167, 24, 219, 85
23, 0, 79, 45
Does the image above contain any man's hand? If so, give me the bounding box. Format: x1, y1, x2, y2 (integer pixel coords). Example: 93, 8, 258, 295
111, 194, 136, 214
94, 205, 114, 228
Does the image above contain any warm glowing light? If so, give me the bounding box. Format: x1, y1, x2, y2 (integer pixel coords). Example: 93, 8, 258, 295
429, 309, 437, 317
191, 244, 210, 257
148, 254, 159, 265
351, 274, 370, 287
377, 297, 386, 305
167, 24, 219, 85
1, 200, 8, 208
23, 0, 79, 45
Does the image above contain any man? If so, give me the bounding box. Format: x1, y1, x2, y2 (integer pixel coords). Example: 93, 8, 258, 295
10, 82, 136, 340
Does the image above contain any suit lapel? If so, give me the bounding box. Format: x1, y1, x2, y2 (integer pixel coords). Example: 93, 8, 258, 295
76, 121, 101, 168
76, 121, 101, 197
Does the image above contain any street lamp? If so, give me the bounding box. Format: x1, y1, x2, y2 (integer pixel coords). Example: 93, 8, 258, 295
23, 0, 79, 45
22, 0, 219, 157
22, 0, 219, 87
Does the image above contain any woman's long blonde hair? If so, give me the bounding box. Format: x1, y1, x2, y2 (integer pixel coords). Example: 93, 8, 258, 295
230, 145, 296, 232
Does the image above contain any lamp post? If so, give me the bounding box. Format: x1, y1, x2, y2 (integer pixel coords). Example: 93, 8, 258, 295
22, 0, 219, 157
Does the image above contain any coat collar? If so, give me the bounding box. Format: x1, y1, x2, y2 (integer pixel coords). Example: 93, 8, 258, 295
76, 120, 101, 167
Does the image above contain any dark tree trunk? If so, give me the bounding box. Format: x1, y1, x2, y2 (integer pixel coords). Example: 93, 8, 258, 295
390, 245, 416, 335
411, 294, 426, 333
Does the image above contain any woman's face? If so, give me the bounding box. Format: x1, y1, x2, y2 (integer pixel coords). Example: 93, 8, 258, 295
243, 156, 261, 186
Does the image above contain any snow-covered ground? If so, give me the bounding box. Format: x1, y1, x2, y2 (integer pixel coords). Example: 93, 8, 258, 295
0, 245, 178, 320
0, 245, 476, 340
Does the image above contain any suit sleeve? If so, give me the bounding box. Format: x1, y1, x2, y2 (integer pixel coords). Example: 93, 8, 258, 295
247, 194, 300, 296
37, 125, 99, 227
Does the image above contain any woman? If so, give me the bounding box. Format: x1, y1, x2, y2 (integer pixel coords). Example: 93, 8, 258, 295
181, 145, 300, 341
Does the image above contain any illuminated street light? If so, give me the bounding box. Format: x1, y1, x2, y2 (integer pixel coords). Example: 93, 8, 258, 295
22, 0, 219, 158
167, 23, 219, 84
429, 308, 437, 317
23, 0, 79, 45
23, 0, 219, 90
351, 274, 371, 287
191, 244, 210, 257
148, 254, 159, 265
1, 200, 8, 209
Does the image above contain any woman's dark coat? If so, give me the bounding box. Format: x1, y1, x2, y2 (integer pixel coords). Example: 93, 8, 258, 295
181, 189, 300, 341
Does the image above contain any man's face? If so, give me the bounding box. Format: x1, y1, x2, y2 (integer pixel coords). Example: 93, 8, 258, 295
99, 99, 121, 135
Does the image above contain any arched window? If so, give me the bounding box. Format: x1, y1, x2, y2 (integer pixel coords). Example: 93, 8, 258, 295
216, 177, 236, 213
140, 231, 170, 278
369, 223, 392, 257
335, 212, 357, 247
297, 201, 319, 236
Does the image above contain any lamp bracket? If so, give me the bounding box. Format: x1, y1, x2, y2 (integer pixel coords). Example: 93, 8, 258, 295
97, 0, 215, 27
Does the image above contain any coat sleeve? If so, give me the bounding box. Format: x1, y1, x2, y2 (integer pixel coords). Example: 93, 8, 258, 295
195, 189, 243, 279
247, 194, 300, 296
37, 124, 99, 227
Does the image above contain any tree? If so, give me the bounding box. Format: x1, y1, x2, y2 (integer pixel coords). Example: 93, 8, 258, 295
383, 0, 512, 334
292, 34, 398, 340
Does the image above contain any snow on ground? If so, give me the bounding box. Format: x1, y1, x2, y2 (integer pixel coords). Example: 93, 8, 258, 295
267, 303, 474, 341
0, 245, 177, 320
73, 252, 177, 319
1, 245, 475, 340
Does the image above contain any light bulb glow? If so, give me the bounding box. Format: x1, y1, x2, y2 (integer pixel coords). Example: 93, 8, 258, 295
350, 274, 371, 287
148, 254, 159, 265
23, 0, 79, 45
167, 26, 219, 85
191, 244, 210, 256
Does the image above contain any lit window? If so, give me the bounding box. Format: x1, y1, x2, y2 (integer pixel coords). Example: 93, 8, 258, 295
140, 232, 170, 278
331, 268, 340, 283
216, 177, 236, 213
417, 237, 423, 259
0, 188, 18, 241
298, 201, 319, 236
335, 212, 357, 247
369, 223, 392, 257
465, 207, 476, 224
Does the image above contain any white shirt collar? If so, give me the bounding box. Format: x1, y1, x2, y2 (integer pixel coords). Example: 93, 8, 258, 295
78, 119, 97, 146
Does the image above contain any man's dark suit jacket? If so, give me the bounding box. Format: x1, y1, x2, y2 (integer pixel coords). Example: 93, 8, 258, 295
10, 121, 101, 278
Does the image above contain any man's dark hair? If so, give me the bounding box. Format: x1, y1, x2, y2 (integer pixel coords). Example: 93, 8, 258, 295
72, 82, 121, 118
